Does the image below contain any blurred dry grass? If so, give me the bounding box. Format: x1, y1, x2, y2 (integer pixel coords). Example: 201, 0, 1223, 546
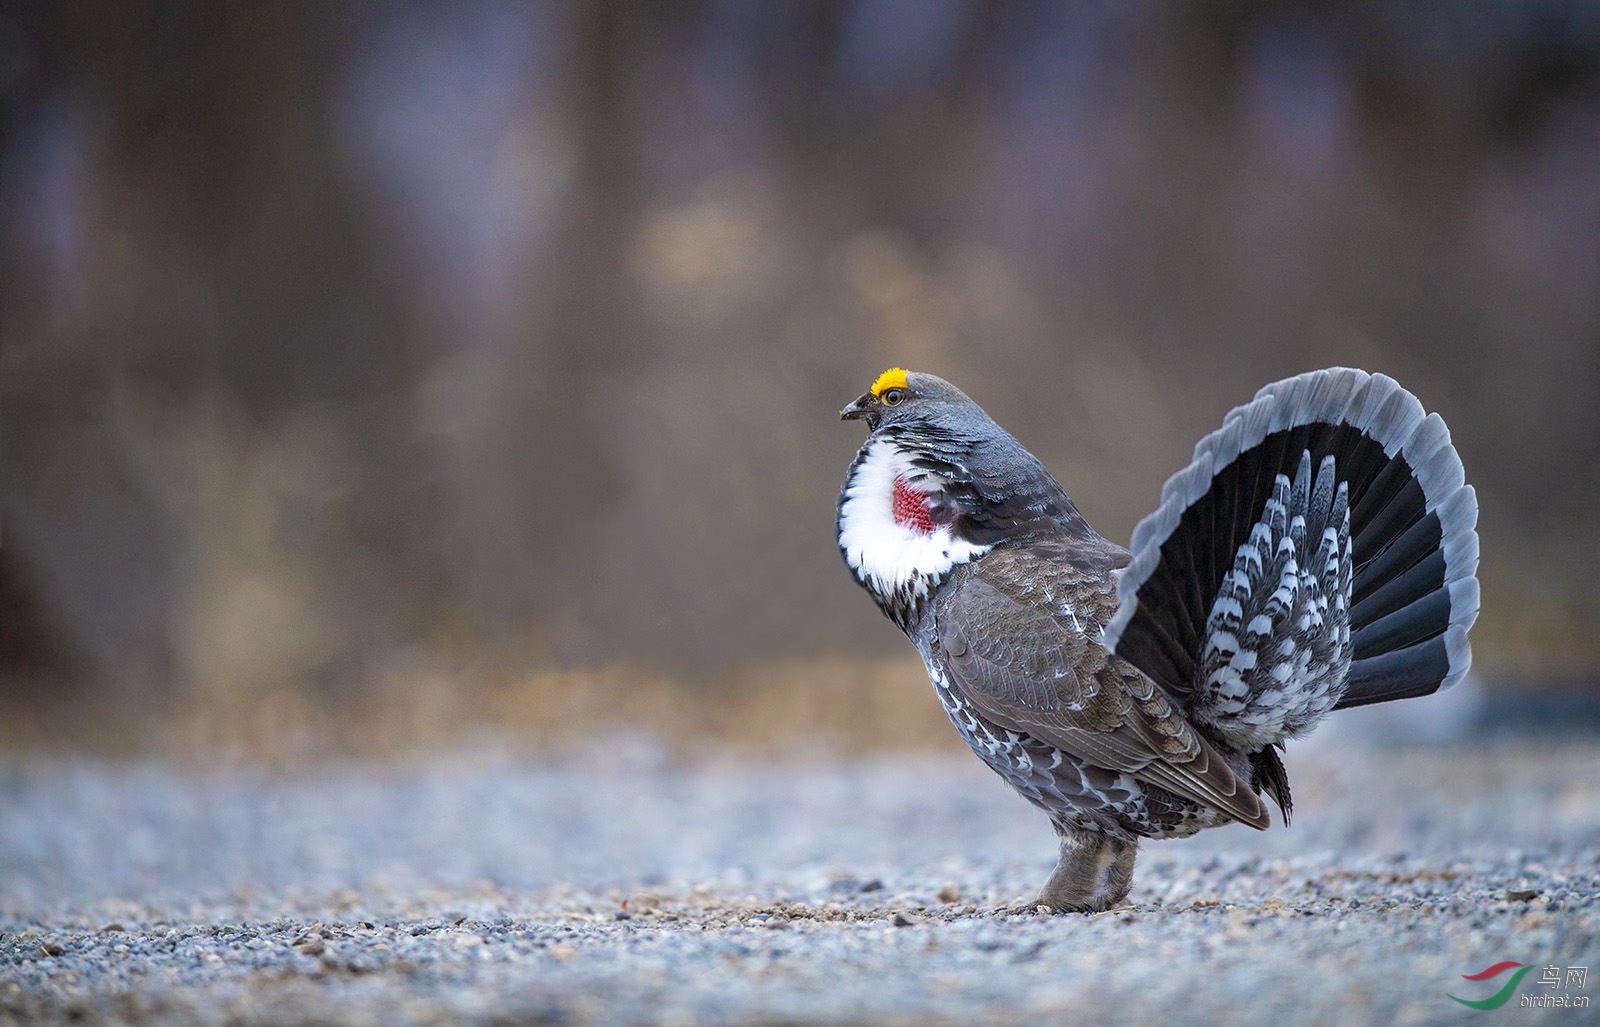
2, 3, 1599, 756
0, 656, 967, 767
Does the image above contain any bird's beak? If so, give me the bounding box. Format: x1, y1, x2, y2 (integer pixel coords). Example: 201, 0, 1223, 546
840, 393, 874, 420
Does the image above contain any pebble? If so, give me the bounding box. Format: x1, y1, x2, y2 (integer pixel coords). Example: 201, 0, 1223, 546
0, 739, 1597, 1026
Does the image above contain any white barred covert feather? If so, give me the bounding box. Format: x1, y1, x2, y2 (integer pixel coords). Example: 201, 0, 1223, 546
1194, 450, 1354, 750
836, 367, 1479, 913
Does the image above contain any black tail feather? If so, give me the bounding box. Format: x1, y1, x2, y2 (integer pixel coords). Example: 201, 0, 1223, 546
1351, 511, 1441, 597
1339, 635, 1453, 708
1352, 548, 1446, 627
1250, 744, 1293, 825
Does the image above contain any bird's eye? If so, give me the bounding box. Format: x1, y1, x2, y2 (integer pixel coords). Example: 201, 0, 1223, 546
881, 388, 906, 406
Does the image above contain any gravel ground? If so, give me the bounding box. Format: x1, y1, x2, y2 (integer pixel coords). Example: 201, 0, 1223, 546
3, 715, 1599, 1026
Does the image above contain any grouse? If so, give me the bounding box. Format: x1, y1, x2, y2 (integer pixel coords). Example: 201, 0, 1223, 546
837, 367, 1478, 912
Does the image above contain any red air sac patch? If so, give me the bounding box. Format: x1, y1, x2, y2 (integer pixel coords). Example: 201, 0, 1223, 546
893, 476, 936, 535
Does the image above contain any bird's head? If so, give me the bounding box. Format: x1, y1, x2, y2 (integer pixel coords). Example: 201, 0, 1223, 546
839, 367, 982, 433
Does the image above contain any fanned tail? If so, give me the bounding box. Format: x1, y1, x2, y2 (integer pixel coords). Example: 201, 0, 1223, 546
1102, 368, 1479, 739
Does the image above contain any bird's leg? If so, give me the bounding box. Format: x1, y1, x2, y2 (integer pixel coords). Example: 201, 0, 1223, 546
1036, 828, 1137, 913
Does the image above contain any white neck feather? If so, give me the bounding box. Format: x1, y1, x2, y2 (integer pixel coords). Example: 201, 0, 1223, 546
837, 439, 991, 599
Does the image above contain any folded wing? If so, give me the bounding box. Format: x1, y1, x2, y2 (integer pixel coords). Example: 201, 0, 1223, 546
936, 544, 1270, 831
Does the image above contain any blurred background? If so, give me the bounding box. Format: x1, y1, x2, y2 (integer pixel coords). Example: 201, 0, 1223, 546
2, 1, 1598, 760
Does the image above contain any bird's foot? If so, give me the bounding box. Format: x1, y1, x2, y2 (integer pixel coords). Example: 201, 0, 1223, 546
1034, 830, 1138, 914
988, 900, 1130, 917
988, 903, 1063, 918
